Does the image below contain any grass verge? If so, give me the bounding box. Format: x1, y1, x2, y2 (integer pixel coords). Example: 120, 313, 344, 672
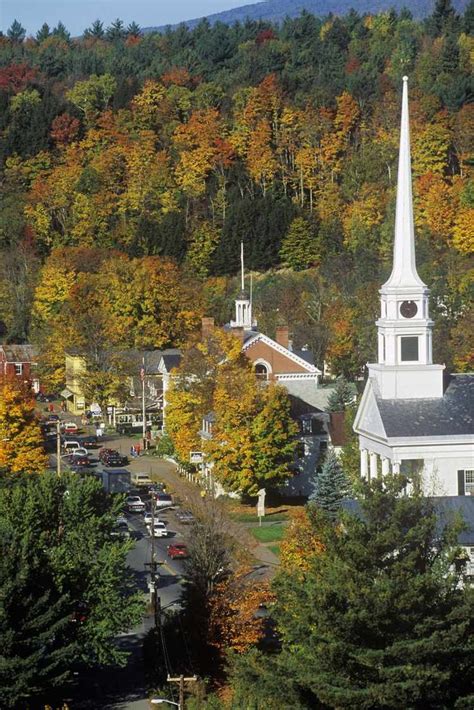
249, 525, 285, 543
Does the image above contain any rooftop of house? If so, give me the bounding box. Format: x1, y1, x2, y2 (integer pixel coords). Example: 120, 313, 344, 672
0, 344, 37, 362
375, 373, 474, 438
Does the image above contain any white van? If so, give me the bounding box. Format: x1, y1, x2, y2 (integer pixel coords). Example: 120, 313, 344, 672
131, 472, 153, 486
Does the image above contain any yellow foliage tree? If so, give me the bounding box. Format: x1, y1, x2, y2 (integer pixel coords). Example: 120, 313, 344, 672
0, 379, 48, 475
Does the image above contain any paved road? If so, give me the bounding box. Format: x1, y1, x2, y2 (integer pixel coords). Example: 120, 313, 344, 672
49, 436, 187, 709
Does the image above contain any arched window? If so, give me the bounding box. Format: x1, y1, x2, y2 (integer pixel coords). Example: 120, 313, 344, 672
255, 362, 268, 380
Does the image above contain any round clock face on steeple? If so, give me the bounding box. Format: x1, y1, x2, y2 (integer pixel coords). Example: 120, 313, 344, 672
400, 300, 418, 318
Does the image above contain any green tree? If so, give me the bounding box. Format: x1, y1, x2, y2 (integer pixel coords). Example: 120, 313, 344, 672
106, 18, 126, 42
309, 449, 350, 519
326, 375, 355, 412
0, 473, 143, 706
36, 23, 51, 43
66, 74, 116, 122
280, 216, 319, 271
249, 477, 474, 708
7, 19, 26, 43
83, 19, 105, 39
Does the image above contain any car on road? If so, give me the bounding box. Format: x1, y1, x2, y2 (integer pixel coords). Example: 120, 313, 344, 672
167, 543, 189, 559
147, 520, 168, 537
80, 435, 98, 448
154, 493, 173, 509
131, 472, 153, 486
175, 510, 195, 524
111, 521, 130, 539
100, 449, 128, 466
46, 413, 60, 422
143, 511, 154, 526
126, 495, 146, 513
62, 421, 79, 434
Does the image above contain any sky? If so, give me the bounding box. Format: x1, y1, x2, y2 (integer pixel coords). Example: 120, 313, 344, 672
1, 0, 253, 36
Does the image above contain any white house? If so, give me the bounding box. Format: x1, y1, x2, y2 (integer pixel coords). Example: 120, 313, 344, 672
353, 77, 473, 497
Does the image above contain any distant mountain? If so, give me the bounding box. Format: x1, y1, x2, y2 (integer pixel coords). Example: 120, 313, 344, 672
147, 0, 469, 32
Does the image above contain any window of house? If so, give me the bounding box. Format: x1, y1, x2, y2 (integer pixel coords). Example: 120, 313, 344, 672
255, 363, 268, 380
465, 470, 474, 495
301, 418, 312, 434
14, 363, 23, 376
319, 441, 328, 453
400, 336, 419, 362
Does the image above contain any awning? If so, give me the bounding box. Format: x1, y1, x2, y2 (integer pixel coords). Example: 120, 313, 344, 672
60, 388, 74, 399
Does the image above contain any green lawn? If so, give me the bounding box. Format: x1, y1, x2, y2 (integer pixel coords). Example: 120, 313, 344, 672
249, 524, 285, 543
230, 512, 289, 523
268, 545, 280, 557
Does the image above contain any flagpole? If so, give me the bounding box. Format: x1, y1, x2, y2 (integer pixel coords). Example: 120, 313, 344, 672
141, 355, 146, 452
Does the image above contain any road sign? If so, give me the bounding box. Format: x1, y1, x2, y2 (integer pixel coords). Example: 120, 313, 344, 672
190, 451, 203, 464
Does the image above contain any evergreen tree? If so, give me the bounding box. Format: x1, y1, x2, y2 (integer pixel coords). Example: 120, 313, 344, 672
309, 449, 349, 519
0, 472, 143, 705
106, 18, 126, 42
36, 23, 51, 43
280, 216, 319, 271
52, 21, 70, 43
83, 19, 105, 39
326, 375, 355, 412
7, 19, 26, 43
127, 22, 142, 38
464, 0, 474, 33
233, 477, 474, 708
428, 0, 458, 36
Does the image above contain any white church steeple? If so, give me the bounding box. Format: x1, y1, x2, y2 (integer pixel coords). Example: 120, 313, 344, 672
230, 242, 255, 330
369, 77, 444, 400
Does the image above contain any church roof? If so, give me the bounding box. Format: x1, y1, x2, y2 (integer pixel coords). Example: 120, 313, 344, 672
343, 495, 474, 546
376, 374, 474, 438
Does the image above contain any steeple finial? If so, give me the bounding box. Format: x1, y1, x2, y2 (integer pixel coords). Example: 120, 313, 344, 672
240, 241, 245, 292
383, 76, 425, 291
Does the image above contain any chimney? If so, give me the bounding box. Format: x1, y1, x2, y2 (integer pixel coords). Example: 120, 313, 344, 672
275, 326, 289, 349
201, 317, 214, 340
232, 326, 245, 344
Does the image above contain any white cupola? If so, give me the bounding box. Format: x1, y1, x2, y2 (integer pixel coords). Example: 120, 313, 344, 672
230, 242, 256, 330
368, 77, 444, 400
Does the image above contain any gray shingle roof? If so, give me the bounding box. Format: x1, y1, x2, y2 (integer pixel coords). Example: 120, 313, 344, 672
377, 374, 474, 438
0, 344, 37, 362
343, 496, 474, 545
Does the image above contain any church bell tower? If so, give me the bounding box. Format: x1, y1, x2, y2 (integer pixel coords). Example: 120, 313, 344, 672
230, 242, 255, 330
368, 77, 444, 399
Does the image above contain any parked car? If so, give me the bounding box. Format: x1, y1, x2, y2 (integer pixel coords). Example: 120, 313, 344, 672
143, 511, 154, 526
62, 421, 78, 434
63, 441, 87, 454
36, 392, 57, 402
47, 413, 60, 422
147, 521, 168, 537
80, 435, 98, 448
111, 521, 130, 539
175, 510, 195, 524
131, 472, 153, 486
154, 493, 173, 509
167, 543, 189, 559
126, 496, 146, 513
150, 483, 167, 495
99, 448, 115, 462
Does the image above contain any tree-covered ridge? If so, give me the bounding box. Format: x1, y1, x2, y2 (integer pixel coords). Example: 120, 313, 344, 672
0, 1, 472, 378
149, 0, 470, 31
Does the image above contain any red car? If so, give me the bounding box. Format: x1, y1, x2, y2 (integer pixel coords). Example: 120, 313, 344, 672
167, 543, 189, 560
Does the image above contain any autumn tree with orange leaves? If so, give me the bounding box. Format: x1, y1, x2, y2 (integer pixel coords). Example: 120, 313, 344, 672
0, 378, 48, 476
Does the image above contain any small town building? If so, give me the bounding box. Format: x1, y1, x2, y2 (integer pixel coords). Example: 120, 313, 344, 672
353, 78, 473, 498
0, 344, 38, 390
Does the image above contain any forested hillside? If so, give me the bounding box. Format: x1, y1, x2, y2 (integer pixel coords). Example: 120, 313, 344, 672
151, 0, 469, 30
0, 1, 472, 384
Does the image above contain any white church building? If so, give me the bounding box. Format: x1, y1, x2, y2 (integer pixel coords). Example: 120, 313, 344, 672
354, 77, 473, 497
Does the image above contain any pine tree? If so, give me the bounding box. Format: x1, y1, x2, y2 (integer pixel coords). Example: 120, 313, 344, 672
7, 19, 26, 43
35, 23, 51, 43
236, 477, 474, 708
309, 449, 349, 519
280, 216, 319, 271
326, 375, 354, 412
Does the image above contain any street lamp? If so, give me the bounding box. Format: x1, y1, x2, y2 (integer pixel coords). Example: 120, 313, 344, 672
150, 700, 180, 708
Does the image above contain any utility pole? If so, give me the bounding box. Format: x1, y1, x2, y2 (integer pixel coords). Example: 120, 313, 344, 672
141, 355, 146, 452
56, 419, 61, 477
167, 674, 197, 710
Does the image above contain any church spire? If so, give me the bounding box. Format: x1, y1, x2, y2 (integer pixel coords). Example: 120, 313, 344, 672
383, 76, 426, 291
231, 242, 255, 329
